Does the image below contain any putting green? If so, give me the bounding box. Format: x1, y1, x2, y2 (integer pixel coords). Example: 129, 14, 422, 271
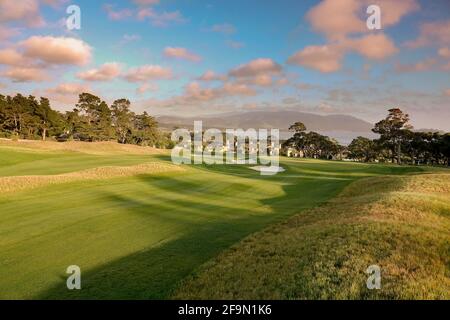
0, 143, 429, 299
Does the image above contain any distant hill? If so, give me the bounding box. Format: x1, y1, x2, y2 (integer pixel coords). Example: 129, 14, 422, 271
414, 129, 446, 134
157, 111, 376, 145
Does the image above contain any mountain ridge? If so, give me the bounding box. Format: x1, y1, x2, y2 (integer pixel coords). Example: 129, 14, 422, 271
157, 111, 378, 144
157, 110, 373, 132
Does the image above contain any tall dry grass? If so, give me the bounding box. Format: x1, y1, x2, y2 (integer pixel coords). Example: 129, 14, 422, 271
0, 163, 184, 194
0, 139, 168, 155
174, 173, 450, 300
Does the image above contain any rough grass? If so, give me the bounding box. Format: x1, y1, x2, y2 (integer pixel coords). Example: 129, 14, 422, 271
0, 163, 185, 194
0, 147, 169, 178
173, 173, 450, 300
0, 140, 181, 194
0, 138, 167, 155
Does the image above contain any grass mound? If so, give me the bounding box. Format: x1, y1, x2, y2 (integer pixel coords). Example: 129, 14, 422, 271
0, 139, 167, 155
173, 173, 450, 300
0, 162, 185, 194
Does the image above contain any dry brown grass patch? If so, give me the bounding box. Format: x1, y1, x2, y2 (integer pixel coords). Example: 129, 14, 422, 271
0, 139, 168, 155
0, 162, 184, 194
173, 173, 450, 299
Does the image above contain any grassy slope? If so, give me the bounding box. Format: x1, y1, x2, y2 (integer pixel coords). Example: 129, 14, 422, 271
0, 140, 443, 299
174, 173, 450, 299
0, 147, 163, 177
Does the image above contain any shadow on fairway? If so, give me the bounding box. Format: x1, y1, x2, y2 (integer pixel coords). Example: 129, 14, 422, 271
38, 157, 424, 299
39, 215, 286, 299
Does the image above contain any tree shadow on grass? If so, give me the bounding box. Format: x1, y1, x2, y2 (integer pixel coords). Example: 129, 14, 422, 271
37, 159, 365, 299
38, 182, 306, 299
40, 216, 271, 299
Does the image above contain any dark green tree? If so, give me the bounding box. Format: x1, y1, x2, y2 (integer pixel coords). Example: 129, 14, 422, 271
34, 97, 62, 140
76, 93, 112, 141
111, 99, 133, 144
372, 108, 412, 164
348, 136, 376, 162
132, 111, 159, 146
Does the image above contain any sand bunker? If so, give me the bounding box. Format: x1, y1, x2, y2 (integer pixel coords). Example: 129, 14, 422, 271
249, 166, 286, 174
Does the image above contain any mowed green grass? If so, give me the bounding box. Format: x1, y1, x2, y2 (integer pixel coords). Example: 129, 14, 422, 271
0, 147, 158, 177
0, 141, 438, 299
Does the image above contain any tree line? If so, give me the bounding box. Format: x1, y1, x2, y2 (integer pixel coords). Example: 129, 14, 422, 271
0, 93, 173, 148
1, 93, 449, 165
282, 122, 344, 160
283, 108, 450, 166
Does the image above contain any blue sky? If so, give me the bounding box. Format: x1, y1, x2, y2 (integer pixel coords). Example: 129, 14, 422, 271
0, 0, 449, 129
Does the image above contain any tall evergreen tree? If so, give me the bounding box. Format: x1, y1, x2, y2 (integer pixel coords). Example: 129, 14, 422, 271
111, 99, 133, 144
372, 108, 412, 164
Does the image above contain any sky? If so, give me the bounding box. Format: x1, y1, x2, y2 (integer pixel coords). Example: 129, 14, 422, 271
0, 0, 449, 130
